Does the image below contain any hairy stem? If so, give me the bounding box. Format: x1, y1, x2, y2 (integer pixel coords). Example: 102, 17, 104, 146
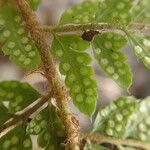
40, 23, 150, 33
14, 0, 80, 150
82, 133, 150, 150
0, 95, 50, 135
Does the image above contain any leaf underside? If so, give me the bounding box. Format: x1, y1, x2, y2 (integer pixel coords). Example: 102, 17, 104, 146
93, 96, 138, 138
126, 97, 150, 142
126, 32, 150, 70
92, 96, 150, 149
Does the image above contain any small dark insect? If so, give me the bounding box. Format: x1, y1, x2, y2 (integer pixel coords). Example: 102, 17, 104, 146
82, 30, 99, 41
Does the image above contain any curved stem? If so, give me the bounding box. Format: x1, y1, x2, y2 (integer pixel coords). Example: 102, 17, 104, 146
82, 133, 150, 150
14, 0, 80, 150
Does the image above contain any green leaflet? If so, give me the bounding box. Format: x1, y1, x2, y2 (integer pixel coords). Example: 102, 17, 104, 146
0, 80, 41, 113
125, 97, 150, 142
60, 0, 98, 24
0, 4, 41, 68
0, 104, 13, 126
26, 108, 49, 135
84, 141, 109, 150
126, 32, 150, 70
93, 96, 139, 138
0, 125, 32, 150
30, 0, 41, 10
27, 103, 65, 150
96, 0, 132, 24
92, 32, 133, 90
52, 34, 98, 116
60, 0, 133, 25
130, 0, 150, 23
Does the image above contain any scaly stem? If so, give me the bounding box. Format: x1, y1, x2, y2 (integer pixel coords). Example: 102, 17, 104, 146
40, 23, 150, 33
14, 0, 80, 150
82, 133, 150, 150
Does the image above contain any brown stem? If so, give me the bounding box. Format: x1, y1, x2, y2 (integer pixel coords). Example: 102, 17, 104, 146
82, 133, 150, 150
40, 23, 150, 33
13, 0, 80, 150
0, 95, 49, 134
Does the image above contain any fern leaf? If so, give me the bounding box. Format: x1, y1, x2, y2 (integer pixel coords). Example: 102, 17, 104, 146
0, 4, 41, 68
0, 80, 41, 113
52, 34, 98, 116
96, 0, 133, 24
60, 0, 98, 24
93, 96, 139, 137
0, 125, 32, 150
130, 0, 150, 23
125, 97, 150, 142
30, 0, 41, 10
0, 104, 13, 126
26, 103, 65, 150
92, 32, 133, 90
126, 31, 150, 70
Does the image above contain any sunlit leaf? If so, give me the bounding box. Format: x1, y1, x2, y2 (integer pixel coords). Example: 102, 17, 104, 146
125, 97, 150, 142
0, 80, 41, 113
130, 0, 150, 23
0, 125, 32, 150
126, 31, 150, 70
93, 96, 139, 138
0, 4, 41, 68
52, 34, 98, 116
92, 32, 132, 90
96, 0, 133, 24
60, 0, 98, 24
